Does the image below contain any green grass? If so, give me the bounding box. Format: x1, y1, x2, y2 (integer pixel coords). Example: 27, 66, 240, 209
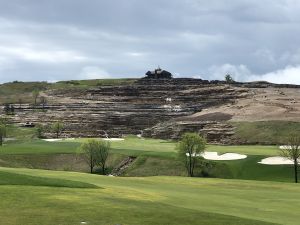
63, 137, 282, 157
0, 140, 80, 155
223, 155, 296, 182
207, 145, 280, 156
54, 78, 137, 88
1, 167, 300, 225
0, 137, 295, 183
5, 126, 37, 140
0, 81, 49, 104
232, 121, 300, 144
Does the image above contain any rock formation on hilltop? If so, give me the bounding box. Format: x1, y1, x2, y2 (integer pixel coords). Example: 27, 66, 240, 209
1, 77, 300, 144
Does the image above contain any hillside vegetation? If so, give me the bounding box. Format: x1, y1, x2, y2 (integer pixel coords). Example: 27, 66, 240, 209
232, 121, 300, 144
0, 79, 137, 104
0, 136, 297, 182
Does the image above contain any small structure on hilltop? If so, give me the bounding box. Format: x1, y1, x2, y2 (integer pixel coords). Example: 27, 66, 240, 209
145, 67, 173, 79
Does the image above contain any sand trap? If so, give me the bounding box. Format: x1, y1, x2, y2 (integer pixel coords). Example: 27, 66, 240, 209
65, 138, 75, 141
102, 138, 124, 141
258, 156, 297, 165
3, 138, 16, 141
279, 145, 293, 150
42, 139, 62, 142
186, 151, 247, 161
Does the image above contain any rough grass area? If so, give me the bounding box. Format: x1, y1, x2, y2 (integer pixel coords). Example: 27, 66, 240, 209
0, 170, 97, 188
54, 78, 137, 88
231, 121, 300, 144
0, 153, 125, 174
5, 126, 37, 140
0, 81, 49, 104
1, 167, 299, 225
0, 79, 137, 103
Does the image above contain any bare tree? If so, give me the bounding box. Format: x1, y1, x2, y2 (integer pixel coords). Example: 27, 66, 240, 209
40, 96, 47, 109
18, 97, 23, 109
281, 134, 300, 183
32, 89, 40, 105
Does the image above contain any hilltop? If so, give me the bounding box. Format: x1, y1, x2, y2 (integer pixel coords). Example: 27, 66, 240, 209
1, 78, 300, 144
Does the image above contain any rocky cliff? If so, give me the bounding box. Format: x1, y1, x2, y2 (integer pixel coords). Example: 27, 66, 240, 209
2, 78, 300, 143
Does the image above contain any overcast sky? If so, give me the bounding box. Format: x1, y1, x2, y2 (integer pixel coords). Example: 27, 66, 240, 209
0, 0, 300, 84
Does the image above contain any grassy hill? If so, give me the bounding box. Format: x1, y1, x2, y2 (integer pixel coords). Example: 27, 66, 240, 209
0, 167, 299, 225
0, 79, 137, 104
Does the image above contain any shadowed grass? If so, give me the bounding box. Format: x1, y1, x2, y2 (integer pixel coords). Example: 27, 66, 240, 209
0, 170, 97, 188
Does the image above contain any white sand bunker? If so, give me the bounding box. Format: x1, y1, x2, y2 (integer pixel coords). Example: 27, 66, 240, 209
258, 156, 296, 165
187, 151, 247, 161
102, 138, 124, 141
279, 145, 293, 150
202, 152, 247, 160
42, 139, 62, 142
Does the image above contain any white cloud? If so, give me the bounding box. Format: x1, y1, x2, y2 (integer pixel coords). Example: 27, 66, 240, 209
1, 1, 300, 83
79, 66, 111, 79
248, 65, 300, 84
209, 63, 300, 84
208, 64, 252, 81
0, 46, 87, 63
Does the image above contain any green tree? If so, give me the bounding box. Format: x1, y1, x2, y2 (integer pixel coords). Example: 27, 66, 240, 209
79, 139, 110, 174
177, 133, 206, 177
95, 140, 110, 174
51, 121, 64, 138
281, 134, 300, 183
0, 123, 7, 146
225, 74, 234, 84
36, 124, 44, 138
32, 89, 40, 105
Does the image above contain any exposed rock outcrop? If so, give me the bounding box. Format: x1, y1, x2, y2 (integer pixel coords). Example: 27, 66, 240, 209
2, 78, 300, 143
110, 156, 137, 176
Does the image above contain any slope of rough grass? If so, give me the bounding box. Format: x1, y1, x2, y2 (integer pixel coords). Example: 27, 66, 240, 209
232, 121, 300, 144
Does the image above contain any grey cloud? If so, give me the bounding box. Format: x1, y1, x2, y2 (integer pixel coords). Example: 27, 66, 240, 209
0, 0, 300, 83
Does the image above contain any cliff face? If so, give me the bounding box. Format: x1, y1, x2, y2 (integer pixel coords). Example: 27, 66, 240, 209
2, 78, 300, 143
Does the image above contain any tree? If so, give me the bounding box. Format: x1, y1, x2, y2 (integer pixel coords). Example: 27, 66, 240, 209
95, 140, 110, 174
4, 103, 10, 115
177, 133, 206, 177
225, 74, 234, 84
36, 124, 44, 138
18, 97, 23, 109
4, 103, 14, 115
280, 134, 300, 183
40, 96, 47, 109
51, 121, 64, 138
79, 139, 110, 174
32, 89, 40, 105
0, 123, 6, 146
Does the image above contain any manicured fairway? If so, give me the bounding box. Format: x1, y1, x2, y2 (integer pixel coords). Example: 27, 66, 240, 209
0, 167, 299, 225
1, 137, 295, 183
0, 137, 281, 157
